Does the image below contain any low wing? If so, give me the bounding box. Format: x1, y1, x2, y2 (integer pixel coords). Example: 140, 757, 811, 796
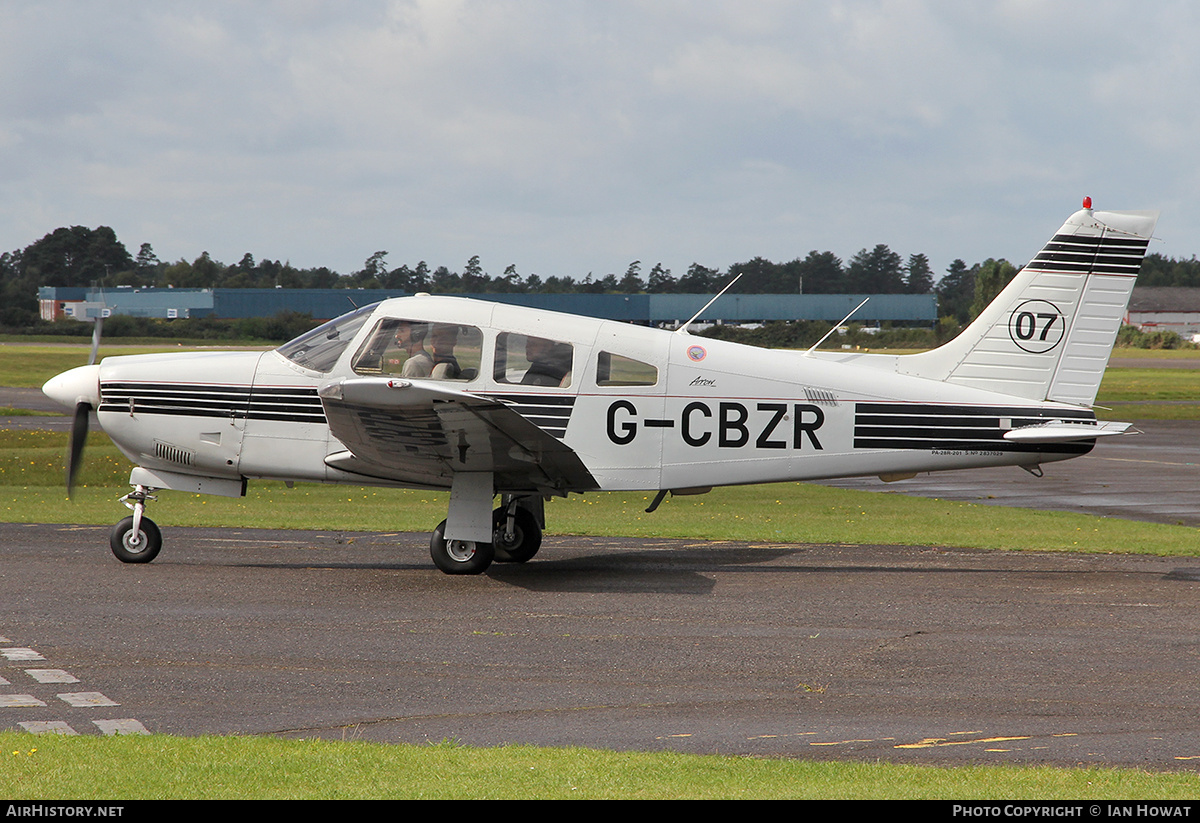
318, 377, 598, 495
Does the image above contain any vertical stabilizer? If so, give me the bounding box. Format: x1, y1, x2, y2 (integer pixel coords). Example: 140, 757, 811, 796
900, 204, 1158, 405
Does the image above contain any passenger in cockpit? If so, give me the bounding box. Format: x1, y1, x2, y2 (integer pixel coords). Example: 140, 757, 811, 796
521, 336, 571, 387
430, 324, 461, 379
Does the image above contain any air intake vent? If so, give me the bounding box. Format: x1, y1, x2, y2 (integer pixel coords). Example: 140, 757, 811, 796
803, 386, 838, 406
155, 441, 195, 467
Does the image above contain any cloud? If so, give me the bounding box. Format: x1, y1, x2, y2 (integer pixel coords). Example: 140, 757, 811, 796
1, 1, 1196, 281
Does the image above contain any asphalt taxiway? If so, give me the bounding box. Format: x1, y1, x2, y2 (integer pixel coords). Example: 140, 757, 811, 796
822, 419, 1200, 528
2, 523, 1199, 768
1, 381, 1197, 768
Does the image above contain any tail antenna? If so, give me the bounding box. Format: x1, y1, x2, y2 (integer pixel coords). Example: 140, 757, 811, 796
803, 297, 870, 356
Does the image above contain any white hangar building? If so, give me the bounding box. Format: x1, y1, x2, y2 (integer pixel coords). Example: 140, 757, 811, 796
1124, 287, 1200, 341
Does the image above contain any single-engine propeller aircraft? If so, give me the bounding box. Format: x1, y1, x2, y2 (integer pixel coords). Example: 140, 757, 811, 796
43, 200, 1157, 574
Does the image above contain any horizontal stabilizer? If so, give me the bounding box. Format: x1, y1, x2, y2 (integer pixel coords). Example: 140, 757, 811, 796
1002, 420, 1132, 444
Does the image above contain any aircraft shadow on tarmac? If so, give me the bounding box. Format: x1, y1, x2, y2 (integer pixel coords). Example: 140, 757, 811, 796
188, 541, 805, 595
140, 528, 1200, 596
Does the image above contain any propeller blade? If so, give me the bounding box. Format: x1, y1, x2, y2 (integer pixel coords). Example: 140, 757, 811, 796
67, 402, 91, 497
88, 316, 104, 366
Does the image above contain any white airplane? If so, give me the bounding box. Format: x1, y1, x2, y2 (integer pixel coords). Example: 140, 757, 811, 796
43, 200, 1157, 574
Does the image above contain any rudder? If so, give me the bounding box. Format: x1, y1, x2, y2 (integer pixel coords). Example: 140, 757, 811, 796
900, 202, 1158, 406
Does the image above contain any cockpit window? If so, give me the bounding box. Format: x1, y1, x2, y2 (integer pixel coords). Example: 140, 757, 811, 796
495, 333, 573, 387
276, 302, 378, 373
351, 318, 482, 381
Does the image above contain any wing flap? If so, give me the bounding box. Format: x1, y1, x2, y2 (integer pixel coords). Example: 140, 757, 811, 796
318, 377, 597, 494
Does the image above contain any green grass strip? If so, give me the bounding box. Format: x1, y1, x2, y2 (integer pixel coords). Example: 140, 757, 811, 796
3, 733, 1200, 799
2, 431, 1195, 555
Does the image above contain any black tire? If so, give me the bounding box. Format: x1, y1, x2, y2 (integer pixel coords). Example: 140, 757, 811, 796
429, 520, 494, 575
491, 507, 542, 563
109, 516, 162, 564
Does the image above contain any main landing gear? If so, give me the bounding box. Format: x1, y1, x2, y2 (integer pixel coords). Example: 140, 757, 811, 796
429, 495, 544, 575
102, 480, 542, 575
109, 485, 161, 564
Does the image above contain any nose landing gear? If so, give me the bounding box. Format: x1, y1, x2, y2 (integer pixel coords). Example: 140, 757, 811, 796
110, 485, 161, 564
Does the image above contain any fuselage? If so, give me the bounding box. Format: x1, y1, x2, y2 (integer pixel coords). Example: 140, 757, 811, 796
71, 294, 1093, 496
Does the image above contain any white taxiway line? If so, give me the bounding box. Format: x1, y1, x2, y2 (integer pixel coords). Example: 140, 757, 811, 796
2, 640, 148, 735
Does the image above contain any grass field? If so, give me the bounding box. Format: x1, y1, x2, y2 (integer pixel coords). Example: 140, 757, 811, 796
3, 341, 1198, 799
0, 343, 270, 388
4, 733, 1200, 800
3, 429, 1197, 554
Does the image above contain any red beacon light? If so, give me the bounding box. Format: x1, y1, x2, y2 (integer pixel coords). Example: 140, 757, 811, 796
1082, 196, 1093, 210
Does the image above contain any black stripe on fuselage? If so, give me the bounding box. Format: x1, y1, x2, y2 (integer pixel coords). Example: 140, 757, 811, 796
490, 393, 575, 438
853, 402, 1096, 454
99, 382, 326, 424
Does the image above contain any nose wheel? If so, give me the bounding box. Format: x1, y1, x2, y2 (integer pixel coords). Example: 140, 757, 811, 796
110, 515, 162, 563
110, 485, 161, 564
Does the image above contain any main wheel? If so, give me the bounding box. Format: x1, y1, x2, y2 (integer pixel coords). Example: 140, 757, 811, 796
429, 520, 494, 575
491, 507, 542, 563
109, 516, 162, 564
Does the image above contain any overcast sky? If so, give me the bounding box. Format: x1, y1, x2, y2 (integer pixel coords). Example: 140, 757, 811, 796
2, 1, 1197, 285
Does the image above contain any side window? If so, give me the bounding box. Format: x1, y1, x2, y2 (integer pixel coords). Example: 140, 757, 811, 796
596, 352, 658, 386
494, 333, 573, 388
352, 319, 481, 382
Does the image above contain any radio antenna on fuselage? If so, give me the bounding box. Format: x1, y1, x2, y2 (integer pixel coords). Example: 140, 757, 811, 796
676, 273, 743, 335
803, 297, 870, 356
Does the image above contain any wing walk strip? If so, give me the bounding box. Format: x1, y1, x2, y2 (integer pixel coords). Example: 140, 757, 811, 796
853, 403, 1096, 454
99, 382, 326, 424
354, 407, 448, 452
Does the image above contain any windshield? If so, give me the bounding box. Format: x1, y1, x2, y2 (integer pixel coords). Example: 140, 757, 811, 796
276, 302, 379, 373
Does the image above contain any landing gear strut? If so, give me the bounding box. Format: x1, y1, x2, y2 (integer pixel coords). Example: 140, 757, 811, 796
110, 485, 161, 563
429, 494, 545, 574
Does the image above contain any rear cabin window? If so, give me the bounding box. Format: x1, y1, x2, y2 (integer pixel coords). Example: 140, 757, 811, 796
596, 352, 658, 387
351, 319, 482, 381
494, 333, 573, 388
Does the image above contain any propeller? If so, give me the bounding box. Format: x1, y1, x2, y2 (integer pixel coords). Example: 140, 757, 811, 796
67, 400, 91, 497
63, 318, 104, 497
43, 316, 105, 498
59, 318, 106, 496
88, 315, 103, 367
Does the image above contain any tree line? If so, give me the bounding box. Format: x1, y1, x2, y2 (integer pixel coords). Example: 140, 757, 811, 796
3, 224, 1197, 334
